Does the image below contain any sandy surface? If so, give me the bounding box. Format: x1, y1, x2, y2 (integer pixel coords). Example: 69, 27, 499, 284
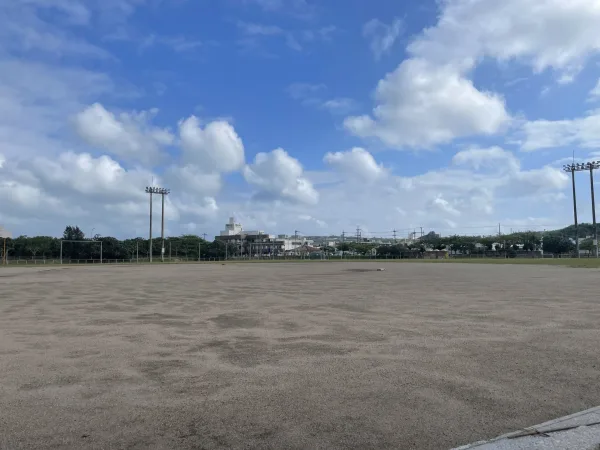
0, 262, 599, 450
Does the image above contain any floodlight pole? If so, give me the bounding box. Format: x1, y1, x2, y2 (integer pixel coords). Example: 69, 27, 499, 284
161, 193, 165, 262
565, 161, 600, 258
570, 166, 580, 258
159, 189, 170, 262
590, 165, 598, 258
149, 190, 153, 263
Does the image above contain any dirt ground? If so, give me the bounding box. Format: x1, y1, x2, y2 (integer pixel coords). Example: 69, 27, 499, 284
1, 262, 599, 450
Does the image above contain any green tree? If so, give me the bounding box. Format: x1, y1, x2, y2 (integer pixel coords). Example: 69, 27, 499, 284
543, 235, 575, 255
63, 225, 85, 241
337, 242, 351, 252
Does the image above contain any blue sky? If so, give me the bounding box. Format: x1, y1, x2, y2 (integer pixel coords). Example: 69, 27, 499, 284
1, 0, 600, 240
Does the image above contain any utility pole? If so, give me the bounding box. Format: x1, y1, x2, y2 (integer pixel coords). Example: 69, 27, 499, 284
420, 226, 424, 238
356, 226, 361, 243
393, 229, 397, 243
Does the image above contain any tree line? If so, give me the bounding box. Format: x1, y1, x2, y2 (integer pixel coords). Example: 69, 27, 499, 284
1, 223, 596, 261
2, 226, 237, 260
330, 225, 596, 256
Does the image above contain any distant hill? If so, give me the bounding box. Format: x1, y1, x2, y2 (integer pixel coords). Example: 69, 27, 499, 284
547, 223, 597, 238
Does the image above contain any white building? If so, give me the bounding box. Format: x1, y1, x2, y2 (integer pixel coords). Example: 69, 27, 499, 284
220, 217, 243, 236
216, 218, 307, 255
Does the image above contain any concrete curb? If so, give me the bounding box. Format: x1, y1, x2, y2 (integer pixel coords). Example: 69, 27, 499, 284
453, 406, 600, 449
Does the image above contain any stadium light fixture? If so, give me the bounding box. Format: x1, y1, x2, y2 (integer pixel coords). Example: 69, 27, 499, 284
563, 160, 599, 258
145, 186, 170, 263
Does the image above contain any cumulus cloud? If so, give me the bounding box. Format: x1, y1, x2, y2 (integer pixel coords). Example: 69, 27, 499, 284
363, 18, 403, 60
452, 146, 520, 172
324, 147, 385, 182
243, 148, 318, 205
409, 0, 600, 80
521, 112, 600, 151
74, 103, 174, 165
163, 165, 222, 198
508, 166, 568, 195
172, 196, 219, 220
0, 151, 152, 230
430, 196, 461, 217
346, 0, 600, 150
179, 116, 245, 173
344, 59, 509, 149
0, 59, 114, 160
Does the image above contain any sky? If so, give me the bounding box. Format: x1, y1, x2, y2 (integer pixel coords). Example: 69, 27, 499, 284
1, 0, 600, 240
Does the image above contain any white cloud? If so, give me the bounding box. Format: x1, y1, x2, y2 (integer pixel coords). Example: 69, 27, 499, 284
430, 196, 461, 217
0, 150, 224, 235
320, 98, 357, 114
29, 152, 150, 202
164, 165, 222, 197
589, 79, 600, 102
243, 148, 318, 205
298, 214, 327, 228
0, 60, 114, 160
345, 59, 509, 149
179, 116, 245, 173
346, 0, 600, 150
288, 83, 356, 115
521, 112, 600, 151
172, 196, 219, 220
363, 18, 403, 60
452, 146, 520, 172
0, 0, 111, 58
287, 83, 326, 101
74, 103, 174, 165
237, 20, 335, 54
409, 0, 600, 81
507, 166, 568, 196
139, 34, 203, 53
237, 22, 283, 36
231, 148, 570, 236
0, 151, 150, 226
324, 147, 385, 182
243, 0, 315, 18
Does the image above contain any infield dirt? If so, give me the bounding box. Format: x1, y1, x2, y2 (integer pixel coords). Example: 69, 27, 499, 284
1, 262, 599, 449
